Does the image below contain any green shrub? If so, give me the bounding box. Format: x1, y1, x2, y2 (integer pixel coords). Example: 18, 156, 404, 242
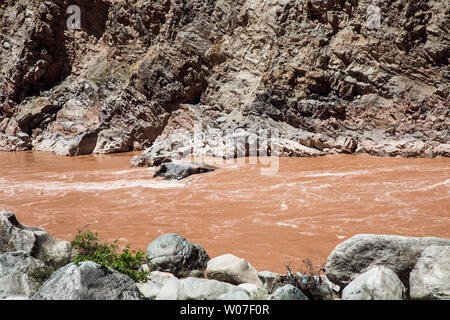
28, 253, 73, 284
71, 230, 149, 283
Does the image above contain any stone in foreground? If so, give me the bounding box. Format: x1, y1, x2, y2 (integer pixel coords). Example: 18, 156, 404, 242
258, 271, 282, 293
153, 161, 217, 180
326, 234, 450, 287
155, 277, 247, 300
342, 266, 405, 300
206, 254, 264, 287
0, 210, 72, 265
136, 271, 176, 300
146, 233, 210, 277
409, 246, 450, 300
269, 284, 309, 300
0, 251, 46, 299
32, 262, 141, 300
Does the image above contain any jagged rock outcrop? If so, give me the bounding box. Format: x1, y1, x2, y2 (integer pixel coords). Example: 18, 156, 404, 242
0, 210, 72, 265
0, 0, 447, 159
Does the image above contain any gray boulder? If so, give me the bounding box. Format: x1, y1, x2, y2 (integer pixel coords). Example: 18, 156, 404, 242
153, 161, 216, 180
410, 246, 450, 300
147, 233, 210, 277
0, 251, 46, 299
0, 210, 72, 265
32, 262, 141, 300
269, 284, 309, 300
342, 266, 406, 300
326, 234, 450, 287
155, 277, 247, 300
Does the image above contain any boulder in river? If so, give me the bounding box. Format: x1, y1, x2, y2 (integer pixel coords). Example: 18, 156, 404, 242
326, 234, 450, 287
153, 161, 217, 180
32, 261, 141, 300
409, 246, 450, 300
206, 254, 264, 287
0, 210, 72, 265
146, 233, 210, 277
0, 251, 47, 299
342, 266, 406, 300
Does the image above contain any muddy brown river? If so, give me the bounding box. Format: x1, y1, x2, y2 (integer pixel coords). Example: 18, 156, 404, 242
0, 151, 449, 273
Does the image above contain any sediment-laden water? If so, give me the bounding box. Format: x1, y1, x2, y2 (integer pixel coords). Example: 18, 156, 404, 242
0, 151, 449, 272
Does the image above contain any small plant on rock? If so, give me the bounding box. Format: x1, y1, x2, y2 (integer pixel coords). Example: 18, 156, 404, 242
278, 258, 326, 300
28, 248, 74, 284
71, 229, 149, 283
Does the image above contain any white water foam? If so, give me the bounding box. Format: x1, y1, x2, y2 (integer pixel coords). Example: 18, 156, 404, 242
0, 178, 186, 193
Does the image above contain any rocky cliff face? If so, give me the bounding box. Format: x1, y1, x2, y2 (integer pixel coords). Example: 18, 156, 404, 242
0, 0, 448, 160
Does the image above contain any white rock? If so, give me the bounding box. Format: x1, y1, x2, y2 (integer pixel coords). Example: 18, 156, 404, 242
1, 296, 29, 300
238, 283, 260, 294
206, 254, 263, 287
148, 271, 176, 281
238, 283, 269, 300
178, 277, 246, 300
156, 277, 247, 300
155, 278, 181, 300
410, 246, 450, 300
219, 291, 250, 300
137, 271, 177, 299
0, 251, 46, 299
342, 266, 405, 300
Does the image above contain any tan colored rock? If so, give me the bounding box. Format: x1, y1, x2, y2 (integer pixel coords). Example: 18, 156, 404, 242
206, 254, 263, 287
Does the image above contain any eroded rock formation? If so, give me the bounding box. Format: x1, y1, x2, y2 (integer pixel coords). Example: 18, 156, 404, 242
0, 0, 448, 160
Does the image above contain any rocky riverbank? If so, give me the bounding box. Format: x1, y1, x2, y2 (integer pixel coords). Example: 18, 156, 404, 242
1, 0, 449, 160
1, 210, 449, 300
